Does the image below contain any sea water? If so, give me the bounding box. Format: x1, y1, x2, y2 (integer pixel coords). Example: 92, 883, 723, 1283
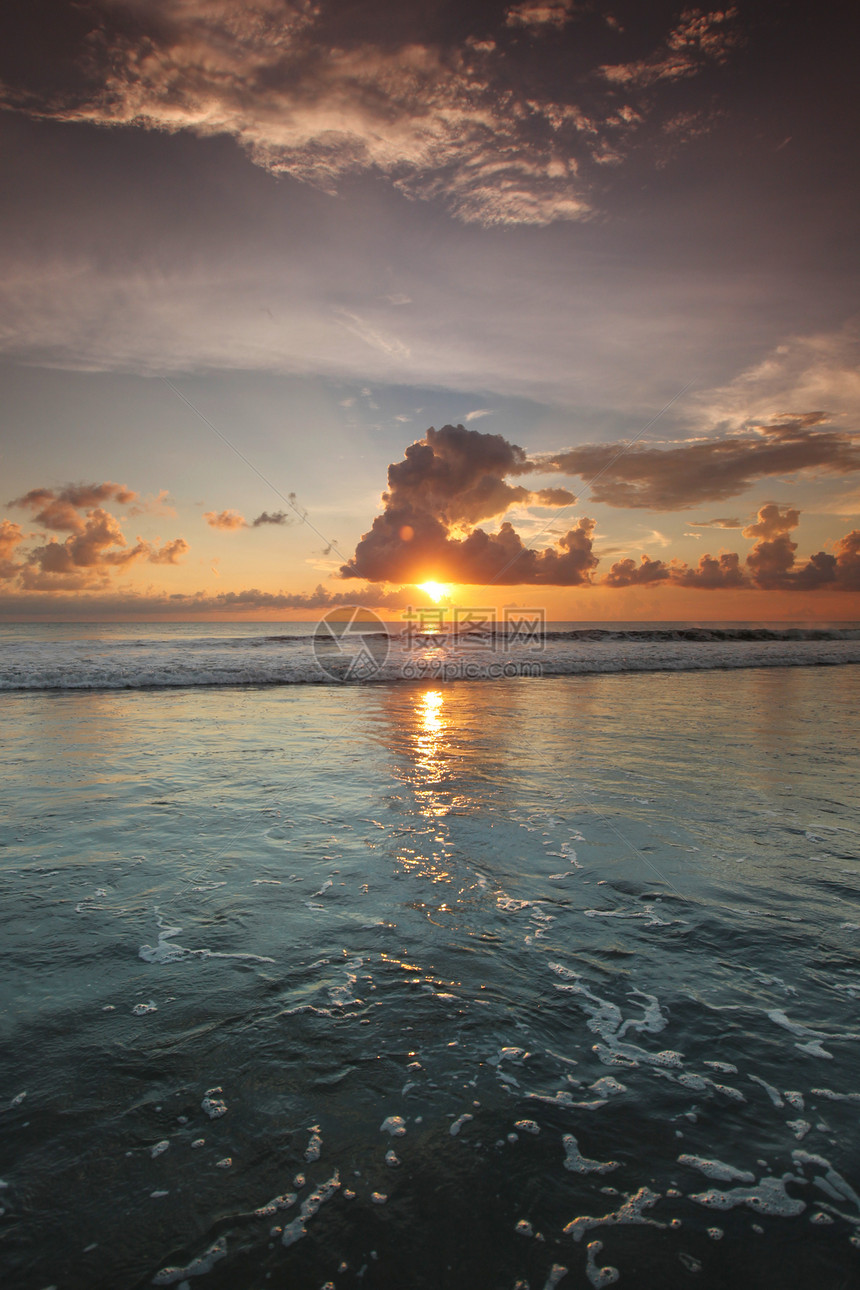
1, 630, 859, 1288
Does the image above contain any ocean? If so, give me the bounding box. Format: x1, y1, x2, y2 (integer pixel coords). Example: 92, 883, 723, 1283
1, 622, 859, 1289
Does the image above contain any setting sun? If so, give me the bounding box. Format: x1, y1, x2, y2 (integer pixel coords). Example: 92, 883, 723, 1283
419, 581, 450, 603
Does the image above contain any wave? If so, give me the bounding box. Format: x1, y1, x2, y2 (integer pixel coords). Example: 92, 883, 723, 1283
2, 631, 860, 690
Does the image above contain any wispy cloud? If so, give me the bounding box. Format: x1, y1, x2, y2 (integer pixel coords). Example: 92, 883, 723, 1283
599, 8, 739, 90
543, 413, 860, 509
0, 0, 740, 227
505, 1, 578, 31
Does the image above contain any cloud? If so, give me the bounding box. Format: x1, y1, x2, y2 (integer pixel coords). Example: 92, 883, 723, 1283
0, 1, 740, 227
0, 520, 25, 580
464, 409, 493, 422
10, 482, 138, 532
599, 7, 738, 89
505, 1, 578, 31
689, 517, 743, 528
0, 582, 431, 619
602, 554, 672, 587
204, 508, 248, 530
148, 538, 190, 565
696, 325, 860, 432
672, 551, 746, 588
600, 504, 860, 591
544, 414, 860, 509
19, 508, 187, 590
252, 510, 293, 527
2, 485, 188, 590
340, 423, 595, 585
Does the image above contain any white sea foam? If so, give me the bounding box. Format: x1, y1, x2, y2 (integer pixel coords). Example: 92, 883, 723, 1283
152, 1236, 228, 1284
5, 628, 859, 691
564, 1187, 665, 1242
585, 1240, 619, 1288
281, 1171, 341, 1247
689, 1174, 805, 1217
562, 1134, 619, 1175
380, 1116, 407, 1136
677, 1155, 754, 1183
139, 910, 274, 966
792, 1150, 860, 1213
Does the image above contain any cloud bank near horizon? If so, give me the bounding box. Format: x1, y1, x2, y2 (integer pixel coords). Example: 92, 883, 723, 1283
340, 422, 860, 590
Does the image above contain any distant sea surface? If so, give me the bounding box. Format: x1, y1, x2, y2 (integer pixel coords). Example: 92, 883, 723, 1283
1, 619, 859, 688
1, 626, 859, 1288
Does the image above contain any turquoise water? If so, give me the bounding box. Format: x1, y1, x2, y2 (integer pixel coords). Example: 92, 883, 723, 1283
1, 668, 860, 1288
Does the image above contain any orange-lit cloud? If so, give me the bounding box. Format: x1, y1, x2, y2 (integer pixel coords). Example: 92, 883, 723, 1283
4, 485, 188, 592
602, 504, 860, 591
10, 482, 138, 532
204, 506, 296, 530
0, 520, 25, 580
341, 424, 588, 585
204, 509, 248, 530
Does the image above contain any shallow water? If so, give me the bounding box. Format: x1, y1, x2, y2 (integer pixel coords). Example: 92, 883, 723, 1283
1, 668, 859, 1288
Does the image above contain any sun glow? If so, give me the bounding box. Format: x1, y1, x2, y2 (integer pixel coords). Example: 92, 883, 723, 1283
420, 581, 449, 603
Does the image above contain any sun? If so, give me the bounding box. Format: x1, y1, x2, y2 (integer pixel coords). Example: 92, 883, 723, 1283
419, 581, 449, 603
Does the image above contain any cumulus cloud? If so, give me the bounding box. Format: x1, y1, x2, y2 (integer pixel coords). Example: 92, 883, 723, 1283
544, 414, 860, 509
204, 509, 248, 530
341, 423, 594, 585
602, 554, 671, 587
10, 482, 138, 532
601, 504, 860, 591
0, 0, 740, 226
148, 538, 191, 565
2, 484, 188, 590
0, 520, 25, 581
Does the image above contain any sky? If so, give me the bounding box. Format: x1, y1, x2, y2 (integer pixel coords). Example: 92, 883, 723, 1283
1, 0, 858, 621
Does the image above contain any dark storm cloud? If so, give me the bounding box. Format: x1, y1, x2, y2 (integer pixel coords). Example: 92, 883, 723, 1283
340, 424, 596, 586
601, 504, 860, 591
0, 0, 742, 226
543, 415, 860, 510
